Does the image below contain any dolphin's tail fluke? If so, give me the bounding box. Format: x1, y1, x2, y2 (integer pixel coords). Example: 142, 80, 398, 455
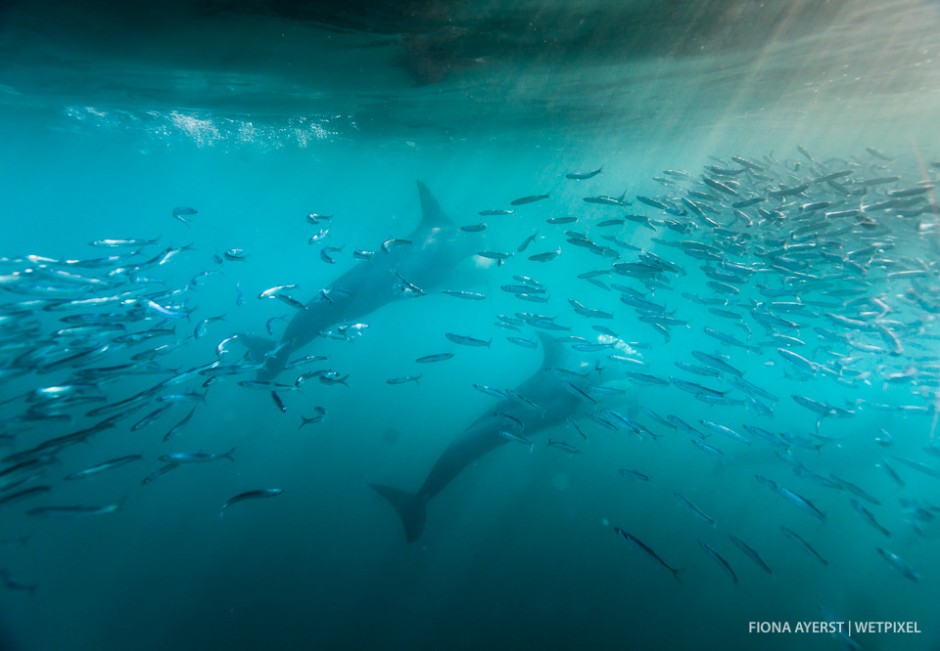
369, 484, 426, 543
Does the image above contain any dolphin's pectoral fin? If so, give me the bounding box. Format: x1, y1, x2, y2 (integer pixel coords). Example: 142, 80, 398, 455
237, 334, 276, 363
369, 483, 426, 543
416, 180, 451, 227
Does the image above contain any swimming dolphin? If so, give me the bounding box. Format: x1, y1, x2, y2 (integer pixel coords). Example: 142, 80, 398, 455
242, 181, 480, 381
370, 332, 600, 542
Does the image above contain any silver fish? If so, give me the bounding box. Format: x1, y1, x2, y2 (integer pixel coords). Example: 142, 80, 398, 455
876, 547, 920, 582
387, 375, 421, 385
780, 526, 829, 566
219, 488, 283, 518
159, 447, 235, 464
64, 455, 143, 480
547, 438, 581, 454
613, 527, 682, 582
510, 194, 549, 206
28, 502, 122, 517
416, 353, 455, 363
299, 406, 327, 429
445, 333, 491, 347
728, 534, 773, 575
566, 166, 602, 180
698, 540, 738, 585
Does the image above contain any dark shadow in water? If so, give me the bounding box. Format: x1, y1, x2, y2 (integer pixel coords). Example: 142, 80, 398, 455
0, 619, 14, 651
1, 0, 851, 84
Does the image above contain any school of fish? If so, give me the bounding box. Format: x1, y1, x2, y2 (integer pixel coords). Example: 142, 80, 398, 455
1, 147, 939, 600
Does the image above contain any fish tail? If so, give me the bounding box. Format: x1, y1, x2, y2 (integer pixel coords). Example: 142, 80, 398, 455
369, 484, 427, 543
223, 447, 236, 462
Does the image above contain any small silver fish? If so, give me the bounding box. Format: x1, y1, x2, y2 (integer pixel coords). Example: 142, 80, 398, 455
698, 540, 738, 584
477, 251, 514, 264
445, 333, 490, 347
89, 238, 158, 248
172, 207, 198, 223
498, 430, 533, 447
320, 246, 343, 264
566, 166, 602, 180
159, 448, 235, 464
517, 232, 538, 252
473, 384, 510, 399
416, 353, 454, 363
441, 290, 486, 300
876, 547, 921, 582
308, 228, 330, 244
510, 194, 549, 206
299, 406, 327, 429
547, 438, 581, 454
224, 248, 249, 261
386, 375, 421, 385
258, 284, 299, 299
28, 503, 122, 517
529, 249, 561, 262
64, 455, 143, 480
382, 239, 412, 253
219, 488, 283, 518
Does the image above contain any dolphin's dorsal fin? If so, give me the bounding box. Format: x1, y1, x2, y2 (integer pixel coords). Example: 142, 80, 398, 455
536, 331, 565, 370
416, 181, 450, 227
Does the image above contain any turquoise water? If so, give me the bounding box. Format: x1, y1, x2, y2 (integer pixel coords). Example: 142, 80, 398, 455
2, 2, 940, 650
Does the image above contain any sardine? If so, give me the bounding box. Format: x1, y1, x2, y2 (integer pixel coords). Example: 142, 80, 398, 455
219, 488, 283, 518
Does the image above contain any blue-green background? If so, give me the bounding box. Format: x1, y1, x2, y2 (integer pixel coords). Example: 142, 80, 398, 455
1, 1, 939, 650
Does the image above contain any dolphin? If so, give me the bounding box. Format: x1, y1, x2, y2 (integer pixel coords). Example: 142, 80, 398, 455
370, 332, 600, 542
243, 181, 481, 381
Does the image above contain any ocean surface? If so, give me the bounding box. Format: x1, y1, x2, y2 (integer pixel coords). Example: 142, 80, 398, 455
1, 1, 940, 650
